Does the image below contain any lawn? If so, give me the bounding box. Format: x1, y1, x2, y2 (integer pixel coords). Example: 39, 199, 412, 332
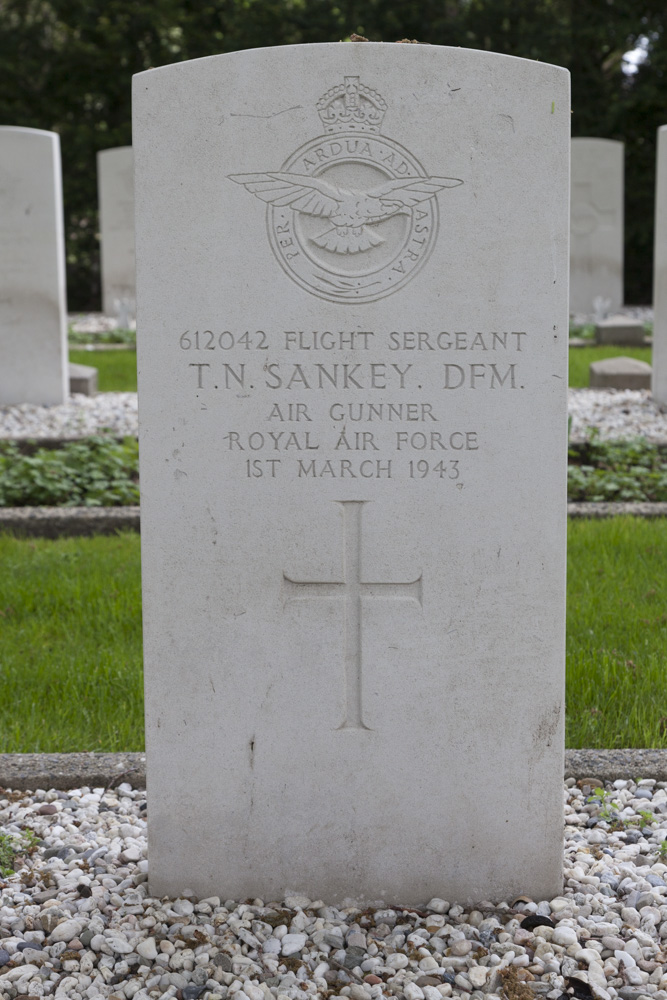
68, 343, 652, 392
0, 532, 143, 752
69, 348, 137, 392
567, 517, 667, 748
1, 517, 666, 752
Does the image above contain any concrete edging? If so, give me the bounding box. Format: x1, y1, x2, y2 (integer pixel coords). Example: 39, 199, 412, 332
569, 337, 652, 348
0, 506, 140, 537
568, 501, 667, 518
0, 750, 665, 790
68, 343, 136, 352
2, 503, 667, 537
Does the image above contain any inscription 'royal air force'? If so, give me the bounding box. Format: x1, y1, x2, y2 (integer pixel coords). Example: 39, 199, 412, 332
229, 76, 463, 302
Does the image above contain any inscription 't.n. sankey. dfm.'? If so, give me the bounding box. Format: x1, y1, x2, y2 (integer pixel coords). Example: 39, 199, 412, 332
181, 327, 528, 393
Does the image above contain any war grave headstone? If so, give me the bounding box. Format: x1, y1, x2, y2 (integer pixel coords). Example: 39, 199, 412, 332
589, 355, 652, 390
653, 126, 667, 408
0, 126, 68, 405
570, 138, 624, 315
97, 146, 136, 319
134, 43, 569, 904
594, 315, 645, 346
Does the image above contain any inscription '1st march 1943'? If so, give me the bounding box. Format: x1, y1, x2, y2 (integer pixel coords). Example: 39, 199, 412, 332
283, 501, 422, 730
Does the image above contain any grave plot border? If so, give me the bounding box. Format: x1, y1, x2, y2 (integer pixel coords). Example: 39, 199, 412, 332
2, 503, 667, 538
0, 750, 665, 789
0, 506, 140, 537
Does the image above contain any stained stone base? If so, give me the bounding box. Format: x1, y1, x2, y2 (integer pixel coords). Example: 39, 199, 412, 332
589, 356, 652, 390
69, 362, 98, 396
595, 316, 646, 345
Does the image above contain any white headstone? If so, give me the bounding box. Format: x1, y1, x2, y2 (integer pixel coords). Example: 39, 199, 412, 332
653, 126, 667, 407
134, 43, 569, 904
97, 146, 136, 319
590, 355, 652, 390
0, 127, 68, 405
570, 138, 624, 315
594, 315, 645, 345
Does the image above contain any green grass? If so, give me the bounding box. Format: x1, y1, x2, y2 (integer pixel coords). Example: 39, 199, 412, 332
69, 349, 137, 392
0, 532, 143, 752
569, 345, 652, 388
2, 518, 667, 751
567, 516, 667, 748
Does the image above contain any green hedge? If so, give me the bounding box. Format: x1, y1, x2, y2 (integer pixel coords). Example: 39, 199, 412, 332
1, 0, 665, 309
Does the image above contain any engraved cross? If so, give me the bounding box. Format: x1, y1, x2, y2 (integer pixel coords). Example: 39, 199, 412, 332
283, 500, 422, 731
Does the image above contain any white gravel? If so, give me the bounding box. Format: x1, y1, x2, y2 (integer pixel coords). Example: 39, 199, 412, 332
70, 313, 136, 334
0, 778, 666, 1000
0, 395, 138, 440
1, 390, 667, 443
568, 390, 667, 443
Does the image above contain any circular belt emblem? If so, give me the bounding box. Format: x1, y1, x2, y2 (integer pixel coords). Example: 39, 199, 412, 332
229, 76, 463, 305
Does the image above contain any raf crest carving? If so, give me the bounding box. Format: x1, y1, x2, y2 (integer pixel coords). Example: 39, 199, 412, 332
229, 76, 463, 303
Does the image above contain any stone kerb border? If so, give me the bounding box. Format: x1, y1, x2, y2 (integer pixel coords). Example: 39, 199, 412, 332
568, 501, 667, 518
0, 506, 140, 537
67, 343, 136, 351
2, 503, 667, 537
569, 337, 653, 348
0, 750, 665, 790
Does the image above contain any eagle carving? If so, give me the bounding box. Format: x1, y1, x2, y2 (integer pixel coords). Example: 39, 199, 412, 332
229, 171, 463, 255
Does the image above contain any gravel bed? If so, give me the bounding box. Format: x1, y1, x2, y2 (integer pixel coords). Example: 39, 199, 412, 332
1, 391, 667, 444
569, 306, 654, 328
0, 779, 666, 1000
569, 390, 667, 443
70, 314, 136, 334
0, 395, 138, 440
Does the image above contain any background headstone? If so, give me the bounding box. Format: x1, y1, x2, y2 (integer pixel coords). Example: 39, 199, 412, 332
0, 127, 68, 406
134, 43, 569, 904
570, 138, 624, 315
68, 362, 98, 396
589, 355, 652, 390
653, 126, 667, 407
97, 146, 136, 320
594, 316, 645, 345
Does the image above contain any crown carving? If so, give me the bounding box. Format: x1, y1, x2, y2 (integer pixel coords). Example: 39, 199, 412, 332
317, 76, 387, 134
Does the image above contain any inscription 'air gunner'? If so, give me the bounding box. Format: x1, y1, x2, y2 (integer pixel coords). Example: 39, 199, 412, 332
229, 172, 462, 255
